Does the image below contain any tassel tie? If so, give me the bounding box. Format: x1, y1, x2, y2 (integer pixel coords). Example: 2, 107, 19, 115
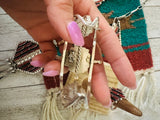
40, 88, 65, 120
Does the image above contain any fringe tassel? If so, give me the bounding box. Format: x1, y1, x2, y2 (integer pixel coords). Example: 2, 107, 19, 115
145, 72, 160, 111
71, 108, 85, 120
67, 102, 99, 120
40, 88, 65, 120
70, 109, 98, 120
120, 69, 157, 110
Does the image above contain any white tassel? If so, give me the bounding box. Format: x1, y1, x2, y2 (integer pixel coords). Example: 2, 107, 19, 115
40, 88, 65, 120
68, 99, 89, 120
41, 88, 105, 120
144, 72, 159, 110
135, 74, 147, 107
71, 108, 85, 120
71, 109, 98, 120
120, 69, 156, 109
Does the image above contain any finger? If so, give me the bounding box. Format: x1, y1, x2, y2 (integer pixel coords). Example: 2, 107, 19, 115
44, 0, 84, 46
38, 41, 55, 53
27, 22, 59, 42
42, 60, 69, 77
31, 41, 57, 67
92, 63, 112, 107
43, 60, 60, 77
91, 44, 111, 107
31, 51, 56, 67
88, 5, 136, 89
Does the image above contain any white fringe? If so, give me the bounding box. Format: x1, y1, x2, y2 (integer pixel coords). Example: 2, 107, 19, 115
71, 108, 86, 120
119, 68, 158, 110
71, 109, 98, 120
40, 88, 101, 120
40, 88, 65, 120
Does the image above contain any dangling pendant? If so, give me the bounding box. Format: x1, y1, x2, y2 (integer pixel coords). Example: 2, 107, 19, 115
60, 82, 88, 109
57, 15, 101, 109
110, 88, 142, 116
75, 15, 100, 104
65, 46, 90, 74
0, 41, 42, 79
0, 58, 16, 79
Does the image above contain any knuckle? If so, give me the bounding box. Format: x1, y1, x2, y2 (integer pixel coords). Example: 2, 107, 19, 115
98, 30, 116, 48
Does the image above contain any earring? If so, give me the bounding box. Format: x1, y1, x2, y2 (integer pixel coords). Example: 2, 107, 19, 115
0, 41, 42, 79
110, 87, 142, 116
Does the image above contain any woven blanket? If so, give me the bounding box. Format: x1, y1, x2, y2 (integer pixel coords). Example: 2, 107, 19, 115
99, 0, 153, 71
98, 0, 158, 112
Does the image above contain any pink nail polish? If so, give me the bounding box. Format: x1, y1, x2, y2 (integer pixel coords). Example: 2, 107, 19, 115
104, 99, 112, 108
43, 70, 59, 77
30, 60, 42, 67
67, 21, 84, 46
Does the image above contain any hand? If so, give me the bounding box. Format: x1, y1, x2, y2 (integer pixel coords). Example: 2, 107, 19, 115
0, 0, 136, 107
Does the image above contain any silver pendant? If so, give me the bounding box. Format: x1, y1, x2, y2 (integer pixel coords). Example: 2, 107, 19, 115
59, 15, 100, 108
60, 82, 88, 109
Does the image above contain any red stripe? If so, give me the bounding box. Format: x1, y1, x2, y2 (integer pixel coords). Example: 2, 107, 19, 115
43, 76, 57, 89
111, 94, 119, 101
15, 43, 37, 58
14, 44, 39, 61
43, 72, 69, 89
123, 42, 149, 50
18, 41, 27, 47
16, 41, 31, 52
17, 61, 41, 72
126, 48, 153, 71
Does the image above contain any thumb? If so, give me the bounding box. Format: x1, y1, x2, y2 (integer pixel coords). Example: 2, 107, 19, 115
44, 0, 84, 46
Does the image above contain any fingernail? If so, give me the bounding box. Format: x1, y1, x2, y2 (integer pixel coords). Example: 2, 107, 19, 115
104, 99, 112, 108
67, 21, 84, 46
30, 60, 42, 67
43, 70, 59, 77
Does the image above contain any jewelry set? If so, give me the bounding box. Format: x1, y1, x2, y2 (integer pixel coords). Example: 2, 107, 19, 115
0, 14, 142, 118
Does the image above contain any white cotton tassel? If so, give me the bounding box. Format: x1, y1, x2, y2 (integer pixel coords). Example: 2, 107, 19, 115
71, 108, 85, 120
40, 88, 65, 120
68, 99, 96, 120
120, 69, 156, 110
71, 108, 98, 120
68, 99, 88, 120
134, 73, 147, 107
144, 72, 159, 111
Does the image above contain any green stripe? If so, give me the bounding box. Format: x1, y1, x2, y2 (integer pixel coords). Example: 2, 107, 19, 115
98, 0, 149, 47
98, 0, 140, 17
124, 44, 150, 53
121, 19, 148, 46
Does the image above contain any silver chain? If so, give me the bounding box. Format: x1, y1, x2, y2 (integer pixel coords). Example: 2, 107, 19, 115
116, 0, 149, 20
